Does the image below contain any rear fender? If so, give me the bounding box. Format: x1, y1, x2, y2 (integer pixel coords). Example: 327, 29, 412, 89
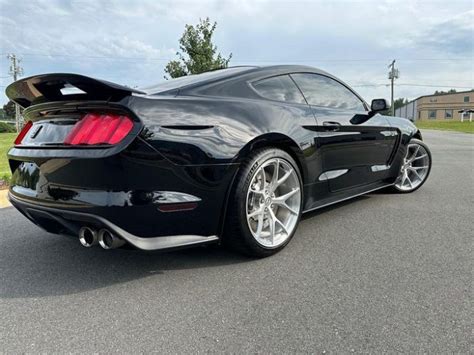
235, 133, 307, 184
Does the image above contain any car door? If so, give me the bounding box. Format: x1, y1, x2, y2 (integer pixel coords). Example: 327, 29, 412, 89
250, 74, 332, 208
291, 73, 398, 192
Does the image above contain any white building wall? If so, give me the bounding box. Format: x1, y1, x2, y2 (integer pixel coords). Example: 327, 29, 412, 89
395, 100, 418, 121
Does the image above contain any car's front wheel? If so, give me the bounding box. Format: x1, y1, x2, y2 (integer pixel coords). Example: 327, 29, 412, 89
392, 138, 432, 193
225, 148, 303, 257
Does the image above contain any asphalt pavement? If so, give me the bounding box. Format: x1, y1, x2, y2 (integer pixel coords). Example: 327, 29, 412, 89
0, 130, 472, 353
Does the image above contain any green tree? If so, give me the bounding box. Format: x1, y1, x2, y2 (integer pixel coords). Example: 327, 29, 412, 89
434, 89, 456, 95
165, 18, 232, 79
2, 100, 17, 120
382, 98, 407, 116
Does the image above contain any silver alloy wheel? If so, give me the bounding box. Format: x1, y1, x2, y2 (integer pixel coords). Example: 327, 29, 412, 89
394, 142, 430, 191
246, 158, 301, 248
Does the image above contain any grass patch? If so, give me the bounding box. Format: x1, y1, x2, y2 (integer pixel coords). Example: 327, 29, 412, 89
0, 133, 16, 183
416, 121, 474, 134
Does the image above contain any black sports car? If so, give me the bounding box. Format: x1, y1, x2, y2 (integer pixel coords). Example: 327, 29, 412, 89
6, 65, 432, 257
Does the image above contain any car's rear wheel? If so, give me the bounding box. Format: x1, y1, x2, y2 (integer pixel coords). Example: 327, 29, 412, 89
225, 148, 303, 257
392, 138, 432, 193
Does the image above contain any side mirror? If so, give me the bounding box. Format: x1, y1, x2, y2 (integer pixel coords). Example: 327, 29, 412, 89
370, 98, 389, 113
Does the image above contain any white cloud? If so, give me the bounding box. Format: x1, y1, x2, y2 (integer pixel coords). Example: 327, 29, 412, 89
408, 10, 474, 54
0, 0, 472, 103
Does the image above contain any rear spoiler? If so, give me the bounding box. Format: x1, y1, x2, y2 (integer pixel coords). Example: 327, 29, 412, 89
6, 73, 145, 108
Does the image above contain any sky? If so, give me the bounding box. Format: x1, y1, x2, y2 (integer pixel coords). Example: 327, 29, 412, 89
0, 0, 473, 105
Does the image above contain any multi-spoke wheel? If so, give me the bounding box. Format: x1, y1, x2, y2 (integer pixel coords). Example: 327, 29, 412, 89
225, 148, 303, 257
246, 158, 301, 248
393, 138, 432, 193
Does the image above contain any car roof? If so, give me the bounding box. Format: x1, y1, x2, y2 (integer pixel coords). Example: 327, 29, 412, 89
251, 64, 332, 76
140, 65, 367, 106
140, 65, 336, 95
140, 66, 258, 94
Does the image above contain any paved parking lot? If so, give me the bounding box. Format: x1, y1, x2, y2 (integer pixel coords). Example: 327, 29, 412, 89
0, 130, 472, 353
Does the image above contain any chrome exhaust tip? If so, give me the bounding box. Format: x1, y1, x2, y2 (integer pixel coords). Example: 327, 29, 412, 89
79, 227, 98, 247
98, 229, 126, 250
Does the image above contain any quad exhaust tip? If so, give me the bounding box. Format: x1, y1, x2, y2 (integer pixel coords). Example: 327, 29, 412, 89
78, 227, 98, 247
98, 228, 126, 250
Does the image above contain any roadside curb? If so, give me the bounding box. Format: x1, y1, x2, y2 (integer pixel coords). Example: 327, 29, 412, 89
0, 189, 11, 208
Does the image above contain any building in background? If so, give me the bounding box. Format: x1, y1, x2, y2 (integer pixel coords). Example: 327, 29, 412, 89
395, 90, 474, 121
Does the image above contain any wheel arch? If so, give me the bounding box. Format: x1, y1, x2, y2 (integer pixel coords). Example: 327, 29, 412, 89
218, 132, 307, 243
218, 133, 307, 238
413, 129, 422, 140
235, 132, 307, 184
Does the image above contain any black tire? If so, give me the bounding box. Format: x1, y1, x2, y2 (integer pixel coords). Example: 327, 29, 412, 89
390, 138, 432, 193
224, 148, 303, 257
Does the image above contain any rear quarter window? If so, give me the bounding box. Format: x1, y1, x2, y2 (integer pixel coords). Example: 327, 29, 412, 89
252, 75, 306, 104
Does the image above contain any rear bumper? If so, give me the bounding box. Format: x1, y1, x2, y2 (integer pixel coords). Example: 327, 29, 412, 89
9, 193, 219, 251
8, 137, 240, 239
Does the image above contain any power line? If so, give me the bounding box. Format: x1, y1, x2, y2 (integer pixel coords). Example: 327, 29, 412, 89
353, 83, 473, 88
2, 52, 472, 62
397, 84, 473, 88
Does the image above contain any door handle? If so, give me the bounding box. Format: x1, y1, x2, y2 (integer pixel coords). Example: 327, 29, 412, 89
322, 121, 341, 131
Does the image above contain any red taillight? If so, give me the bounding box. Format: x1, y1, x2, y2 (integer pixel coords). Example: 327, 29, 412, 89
64, 113, 134, 146
14, 121, 33, 145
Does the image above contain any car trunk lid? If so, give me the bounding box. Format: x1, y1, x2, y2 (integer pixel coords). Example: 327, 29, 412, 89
6, 74, 144, 152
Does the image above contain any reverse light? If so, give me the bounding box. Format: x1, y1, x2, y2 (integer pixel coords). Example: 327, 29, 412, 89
64, 113, 134, 145
14, 121, 33, 145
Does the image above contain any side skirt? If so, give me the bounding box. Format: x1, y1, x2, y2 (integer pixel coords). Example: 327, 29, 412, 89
302, 183, 394, 214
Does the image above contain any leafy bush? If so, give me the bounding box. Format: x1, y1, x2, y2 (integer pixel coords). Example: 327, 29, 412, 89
0, 173, 11, 189
0, 122, 15, 133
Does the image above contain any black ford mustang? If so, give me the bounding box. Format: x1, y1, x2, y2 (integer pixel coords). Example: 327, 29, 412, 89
6, 65, 432, 257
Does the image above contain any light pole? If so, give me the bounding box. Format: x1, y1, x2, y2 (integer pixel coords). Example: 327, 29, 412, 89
388, 60, 399, 116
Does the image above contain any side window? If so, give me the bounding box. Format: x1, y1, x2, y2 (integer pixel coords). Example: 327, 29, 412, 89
291, 73, 366, 111
252, 75, 306, 104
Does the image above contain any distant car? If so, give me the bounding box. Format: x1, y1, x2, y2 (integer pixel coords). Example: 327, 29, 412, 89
6, 66, 432, 257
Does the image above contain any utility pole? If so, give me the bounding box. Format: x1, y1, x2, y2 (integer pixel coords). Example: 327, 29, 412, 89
7, 54, 24, 132
388, 59, 399, 116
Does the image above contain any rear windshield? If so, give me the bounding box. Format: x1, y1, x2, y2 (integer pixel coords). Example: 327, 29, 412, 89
140, 66, 256, 94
